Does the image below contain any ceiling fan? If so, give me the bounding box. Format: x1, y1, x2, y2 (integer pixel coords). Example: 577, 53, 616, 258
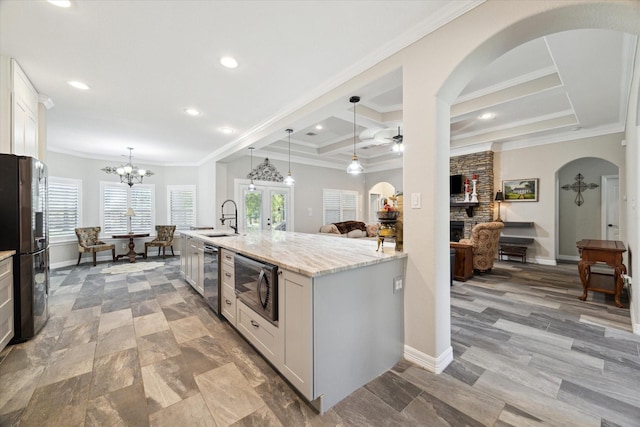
391, 126, 403, 143
391, 127, 403, 152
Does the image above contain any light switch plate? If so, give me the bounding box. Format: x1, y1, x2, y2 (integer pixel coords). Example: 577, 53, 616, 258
411, 192, 421, 208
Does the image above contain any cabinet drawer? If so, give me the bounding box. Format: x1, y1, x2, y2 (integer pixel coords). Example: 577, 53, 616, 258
221, 266, 234, 287
221, 283, 236, 326
237, 301, 279, 361
0, 272, 13, 350
221, 249, 235, 267
0, 258, 12, 281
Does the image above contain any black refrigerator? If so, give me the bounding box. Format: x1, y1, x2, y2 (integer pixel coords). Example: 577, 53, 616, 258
0, 153, 49, 343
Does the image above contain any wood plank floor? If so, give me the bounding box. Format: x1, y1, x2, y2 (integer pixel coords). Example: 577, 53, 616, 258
0, 259, 638, 426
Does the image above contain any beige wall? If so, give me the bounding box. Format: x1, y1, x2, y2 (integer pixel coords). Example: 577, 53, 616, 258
221, 156, 368, 234
624, 40, 640, 332
495, 134, 625, 264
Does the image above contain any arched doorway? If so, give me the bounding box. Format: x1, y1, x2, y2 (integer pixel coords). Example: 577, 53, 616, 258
557, 158, 619, 262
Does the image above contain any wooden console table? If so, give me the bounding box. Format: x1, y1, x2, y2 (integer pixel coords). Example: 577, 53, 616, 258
113, 233, 149, 263
576, 239, 626, 308
450, 242, 474, 281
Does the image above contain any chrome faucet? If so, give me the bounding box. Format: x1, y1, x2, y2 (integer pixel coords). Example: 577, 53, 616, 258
220, 199, 238, 234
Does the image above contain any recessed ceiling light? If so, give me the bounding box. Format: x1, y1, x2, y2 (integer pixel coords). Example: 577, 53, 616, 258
67, 80, 89, 90
48, 0, 71, 7
315, 124, 323, 130
219, 127, 235, 134
220, 56, 238, 69
478, 112, 495, 120
184, 108, 200, 116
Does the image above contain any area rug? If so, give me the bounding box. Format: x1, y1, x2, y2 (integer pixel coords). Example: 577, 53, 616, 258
101, 261, 165, 275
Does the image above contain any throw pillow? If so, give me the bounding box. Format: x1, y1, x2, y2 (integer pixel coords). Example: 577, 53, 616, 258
347, 229, 367, 238
366, 223, 380, 237
319, 224, 339, 234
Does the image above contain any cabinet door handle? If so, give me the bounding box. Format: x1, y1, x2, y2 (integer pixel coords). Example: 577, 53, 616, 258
250, 320, 259, 328
225, 299, 232, 305
225, 272, 231, 277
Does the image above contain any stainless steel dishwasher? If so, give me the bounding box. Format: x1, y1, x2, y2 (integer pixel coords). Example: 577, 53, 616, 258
203, 244, 221, 316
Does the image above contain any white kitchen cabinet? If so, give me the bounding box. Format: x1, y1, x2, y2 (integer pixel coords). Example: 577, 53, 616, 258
221, 283, 237, 326
181, 236, 204, 296
280, 269, 313, 399
11, 60, 38, 158
0, 255, 14, 351
220, 249, 236, 326
179, 236, 187, 276
237, 300, 282, 362
176, 230, 406, 414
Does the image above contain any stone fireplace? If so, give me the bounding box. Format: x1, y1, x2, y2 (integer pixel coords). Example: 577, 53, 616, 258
450, 151, 495, 239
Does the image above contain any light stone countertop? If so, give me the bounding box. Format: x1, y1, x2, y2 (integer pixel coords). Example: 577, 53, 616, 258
0, 250, 16, 262
178, 230, 406, 277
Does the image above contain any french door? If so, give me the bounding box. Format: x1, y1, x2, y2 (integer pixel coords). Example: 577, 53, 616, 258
235, 180, 293, 232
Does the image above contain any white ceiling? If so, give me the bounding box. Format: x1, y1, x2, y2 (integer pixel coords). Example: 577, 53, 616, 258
1, 1, 637, 173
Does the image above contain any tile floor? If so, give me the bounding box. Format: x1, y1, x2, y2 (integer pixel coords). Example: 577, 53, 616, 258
0, 258, 639, 426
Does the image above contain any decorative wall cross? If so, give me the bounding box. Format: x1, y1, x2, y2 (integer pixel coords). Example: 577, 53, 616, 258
561, 173, 599, 206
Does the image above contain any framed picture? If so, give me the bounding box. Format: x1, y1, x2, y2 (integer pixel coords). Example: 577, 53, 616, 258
502, 178, 538, 202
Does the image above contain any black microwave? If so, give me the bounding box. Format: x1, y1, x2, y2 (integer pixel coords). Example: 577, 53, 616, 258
234, 254, 278, 325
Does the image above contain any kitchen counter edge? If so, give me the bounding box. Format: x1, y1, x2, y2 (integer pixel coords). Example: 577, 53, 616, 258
177, 230, 406, 277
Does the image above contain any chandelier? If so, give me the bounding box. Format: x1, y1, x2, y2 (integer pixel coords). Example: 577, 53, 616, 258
102, 147, 153, 187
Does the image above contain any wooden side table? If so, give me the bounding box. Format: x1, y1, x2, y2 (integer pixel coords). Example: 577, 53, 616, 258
113, 233, 150, 263
576, 239, 627, 308
450, 242, 474, 281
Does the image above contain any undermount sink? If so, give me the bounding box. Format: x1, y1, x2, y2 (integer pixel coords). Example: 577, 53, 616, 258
202, 233, 235, 237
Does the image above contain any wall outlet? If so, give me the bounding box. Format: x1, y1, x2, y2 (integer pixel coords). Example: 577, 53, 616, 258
122, 243, 127, 249
393, 276, 403, 293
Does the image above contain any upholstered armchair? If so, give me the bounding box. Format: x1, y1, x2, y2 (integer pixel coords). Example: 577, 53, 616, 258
75, 227, 116, 266
459, 221, 505, 272
144, 225, 176, 259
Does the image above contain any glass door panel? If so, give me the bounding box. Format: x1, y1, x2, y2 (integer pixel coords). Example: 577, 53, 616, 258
244, 188, 263, 231
270, 190, 287, 231
237, 181, 292, 232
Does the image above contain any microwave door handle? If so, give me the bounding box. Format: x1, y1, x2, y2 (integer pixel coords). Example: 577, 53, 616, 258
257, 270, 268, 309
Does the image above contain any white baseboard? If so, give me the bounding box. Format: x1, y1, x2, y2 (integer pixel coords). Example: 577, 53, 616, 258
534, 257, 558, 266
631, 310, 639, 335
557, 255, 580, 263
627, 284, 640, 335
404, 345, 453, 374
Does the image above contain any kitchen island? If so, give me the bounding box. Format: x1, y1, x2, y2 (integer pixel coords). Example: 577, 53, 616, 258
178, 230, 407, 413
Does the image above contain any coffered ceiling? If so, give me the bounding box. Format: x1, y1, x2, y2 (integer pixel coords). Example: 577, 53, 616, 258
0, 1, 636, 173
257, 29, 637, 173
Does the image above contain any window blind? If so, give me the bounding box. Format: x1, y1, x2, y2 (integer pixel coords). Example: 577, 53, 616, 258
49, 177, 82, 240
101, 182, 154, 235
323, 189, 358, 224
168, 185, 196, 230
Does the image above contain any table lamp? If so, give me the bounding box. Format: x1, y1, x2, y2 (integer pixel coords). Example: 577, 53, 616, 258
126, 207, 136, 233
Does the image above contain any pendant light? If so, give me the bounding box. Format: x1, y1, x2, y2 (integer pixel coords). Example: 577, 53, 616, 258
283, 128, 295, 185
346, 96, 364, 175
248, 147, 256, 191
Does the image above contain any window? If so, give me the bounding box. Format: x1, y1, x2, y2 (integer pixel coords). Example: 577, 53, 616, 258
101, 182, 155, 235
49, 177, 82, 241
323, 189, 358, 224
167, 185, 196, 230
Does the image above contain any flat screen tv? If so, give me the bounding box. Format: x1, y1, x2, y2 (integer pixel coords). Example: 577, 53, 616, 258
450, 174, 462, 195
